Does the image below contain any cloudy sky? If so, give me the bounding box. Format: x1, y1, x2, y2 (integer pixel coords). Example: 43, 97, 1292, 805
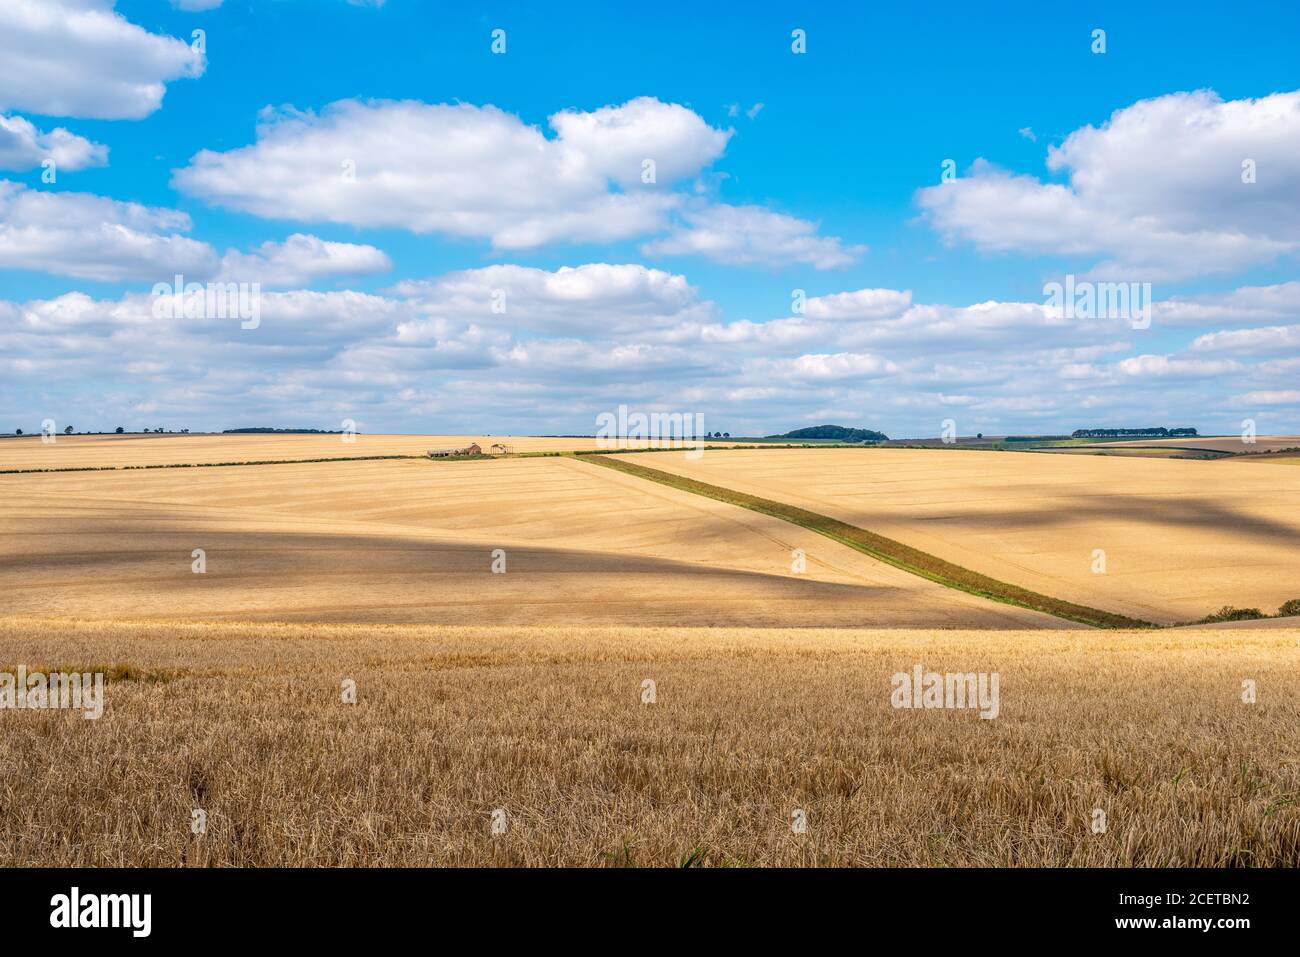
2, 0, 1299, 437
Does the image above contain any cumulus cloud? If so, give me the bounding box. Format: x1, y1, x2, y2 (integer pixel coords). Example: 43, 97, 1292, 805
1189, 324, 1300, 356
643, 202, 865, 269
0, 0, 204, 120
5, 271, 1297, 436
174, 98, 727, 249
10, 287, 402, 348
390, 263, 716, 336
1154, 281, 1300, 327
755, 352, 899, 381
802, 288, 912, 321
0, 114, 108, 172
917, 90, 1300, 281
547, 98, 730, 188
171, 97, 864, 265
1114, 354, 1241, 378
0, 180, 394, 287
0, 179, 215, 282
216, 234, 392, 288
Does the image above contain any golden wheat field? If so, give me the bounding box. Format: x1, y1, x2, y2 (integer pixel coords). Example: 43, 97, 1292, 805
0, 617, 1295, 867
612, 448, 1300, 625
0, 432, 719, 470
3, 435, 1298, 869
0, 454, 1060, 628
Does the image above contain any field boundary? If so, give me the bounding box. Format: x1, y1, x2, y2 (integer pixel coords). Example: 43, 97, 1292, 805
577, 452, 1156, 629
0, 454, 425, 475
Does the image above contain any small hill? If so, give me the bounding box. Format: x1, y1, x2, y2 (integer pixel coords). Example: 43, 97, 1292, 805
767, 425, 889, 442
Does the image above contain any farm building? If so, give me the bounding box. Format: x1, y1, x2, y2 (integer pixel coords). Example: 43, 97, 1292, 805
427, 443, 482, 458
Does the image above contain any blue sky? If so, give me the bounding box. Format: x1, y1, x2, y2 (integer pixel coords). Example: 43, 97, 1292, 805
2, 0, 1299, 437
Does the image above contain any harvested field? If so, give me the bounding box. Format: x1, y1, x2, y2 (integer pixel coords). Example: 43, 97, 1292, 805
1043, 446, 1229, 460
0, 432, 749, 471
606, 447, 1300, 625
1087, 435, 1300, 455
1238, 453, 1300, 466
0, 455, 1061, 628
1, 617, 1295, 867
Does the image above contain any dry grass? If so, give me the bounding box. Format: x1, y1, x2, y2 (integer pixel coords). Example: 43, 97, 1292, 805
0, 617, 1296, 867
0, 456, 1061, 628
611, 448, 1300, 624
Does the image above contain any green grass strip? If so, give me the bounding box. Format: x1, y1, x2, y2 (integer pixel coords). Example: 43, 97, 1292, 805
579, 452, 1155, 629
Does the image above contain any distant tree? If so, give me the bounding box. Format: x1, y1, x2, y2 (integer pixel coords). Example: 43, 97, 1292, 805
977, 432, 983, 439
766, 425, 889, 443
15, 429, 22, 435
115, 426, 124, 434
723, 432, 730, 438
64, 425, 73, 434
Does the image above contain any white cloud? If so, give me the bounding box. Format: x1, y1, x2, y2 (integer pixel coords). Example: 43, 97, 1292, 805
0, 180, 390, 287
1189, 324, 1300, 356
757, 352, 899, 381
1154, 282, 1300, 327
11, 288, 403, 346
174, 97, 726, 249
547, 97, 730, 188
803, 288, 912, 321
0, 179, 215, 282
0, 114, 108, 172
643, 202, 865, 269
0, 0, 204, 120
917, 90, 1300, 281
6, 272, 1296, 437
1115, 354, 1241, 378
1232, 390, 1300, 406
216, 234, 392, 288
390, 263, 716, 336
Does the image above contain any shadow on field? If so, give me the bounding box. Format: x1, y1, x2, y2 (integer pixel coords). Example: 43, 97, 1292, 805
0, 509, 1072, 629
892, 489, 1300, 544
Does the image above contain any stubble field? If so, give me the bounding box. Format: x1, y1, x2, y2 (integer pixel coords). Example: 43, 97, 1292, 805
0, 453, 1059, 628
0, 432, 707, 470
2, 435, 1297, 867
611, 448, 1300, 625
